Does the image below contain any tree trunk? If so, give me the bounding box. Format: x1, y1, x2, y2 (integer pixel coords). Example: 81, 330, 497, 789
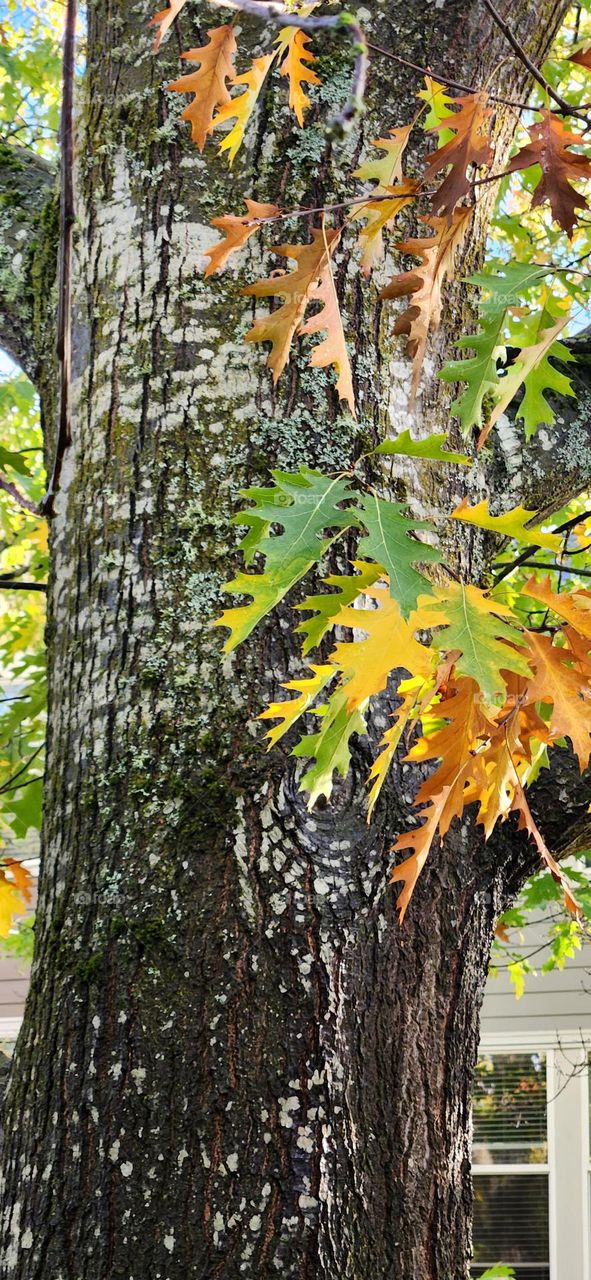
1, 1, 590, 1277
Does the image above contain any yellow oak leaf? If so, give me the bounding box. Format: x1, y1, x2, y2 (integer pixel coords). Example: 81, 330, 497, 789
259, 664, 333, 748
204, 199, 281, 278
276, 26, 320, 126
451, 497, 564, 553
214, 54, 275, 165
167, 25, 237, 152
328, 583, 435, 712
352, 127, 414, 276
367, 677, 433, 820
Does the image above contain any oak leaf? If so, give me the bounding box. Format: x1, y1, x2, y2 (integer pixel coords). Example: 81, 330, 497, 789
149, 0, 188, 51
204, 199, 281, 278
524, 577, 591, 640
214, 54, 275, 164
167, 25, 237, 151
293, 687, 367, 806
569, 44, 591, 71
259, 664, 334, 748
356, 492, 442, 618
276, 26, 319, 126
216, 468, 359, 651
423, 91, 494, 217
416, 582, 531, 704
521, 631, 591, 769
507, 109, 591, 236
0, 862, 32, 938
380, 207, 473, 400
367, 680, 427, 819
295, 561, 381, 655
243, 226, 355, 410
352, 128, 414, 276
451, 498, 564, 553
328, 583, 435, 711
477, 313, 571, 447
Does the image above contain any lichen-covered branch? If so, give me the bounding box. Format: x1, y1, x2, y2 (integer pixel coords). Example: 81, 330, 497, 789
0, 143, 57, 381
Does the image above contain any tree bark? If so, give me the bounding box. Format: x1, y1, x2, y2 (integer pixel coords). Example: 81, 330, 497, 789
1, 1, 590, 1277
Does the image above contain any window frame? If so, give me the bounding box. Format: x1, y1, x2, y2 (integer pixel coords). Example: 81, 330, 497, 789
474, 1030, 591, 1280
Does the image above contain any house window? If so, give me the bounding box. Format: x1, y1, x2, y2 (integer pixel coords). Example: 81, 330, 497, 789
472, 1052, 550, 1280
472, 1040, 591, 1280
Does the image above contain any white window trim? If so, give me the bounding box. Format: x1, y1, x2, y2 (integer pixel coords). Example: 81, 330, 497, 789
476, 1029, 591, 1280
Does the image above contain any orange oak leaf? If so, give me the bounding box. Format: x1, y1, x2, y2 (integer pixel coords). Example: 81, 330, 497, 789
507, 109, 591, 236
569, 44, 591, 71
524, 577, 591, 640
276, 27, 320, 126
390, 766, 473, 921
149, 0, 188, 51
167, 25, 237, 151
521, 630, 591, 768
300, 231, 356, 415
380, 206, 473, 400
243, 225, 355, 410
390, 678, 494, 919
513, 784, 580, 915
213, 54, 275, 165
423, 91, 494, 217
204, 199, 281, 278
2, 859, 32, 904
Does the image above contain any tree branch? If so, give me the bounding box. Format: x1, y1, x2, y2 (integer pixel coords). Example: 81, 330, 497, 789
0, 144, 56, 380
490, 343, 591, 518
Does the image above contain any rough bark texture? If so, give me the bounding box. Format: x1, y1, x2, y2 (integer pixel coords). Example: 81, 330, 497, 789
0, 2, 590, 1278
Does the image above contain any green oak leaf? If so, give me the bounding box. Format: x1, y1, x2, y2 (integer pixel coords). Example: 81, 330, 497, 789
216, 468, 360, 651
373, 429, 471, 465
357, 493, 441, 618
293, 687, 367, 807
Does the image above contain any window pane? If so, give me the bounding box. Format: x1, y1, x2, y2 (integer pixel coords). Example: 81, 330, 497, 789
472, 1173, 550, 1278
472, 1271, 549, 1280
473, 1053, 548, 1165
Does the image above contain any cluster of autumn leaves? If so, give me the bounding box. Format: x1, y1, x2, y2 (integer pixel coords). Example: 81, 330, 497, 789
146, 3, 591, 916
214, 470, 591, 919
150, 5, 591, 427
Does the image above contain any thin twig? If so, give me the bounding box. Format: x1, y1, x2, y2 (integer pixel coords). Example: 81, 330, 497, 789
0, 581, 48, 592
40, 0, 77, 519
0, 474, 39, 516
365, 40, 535, 112
0, 744, 44, 796
208, 0, 367, 129
481, 0, 589, 122
496, 560, 591, 577
493, 510, 591, 585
